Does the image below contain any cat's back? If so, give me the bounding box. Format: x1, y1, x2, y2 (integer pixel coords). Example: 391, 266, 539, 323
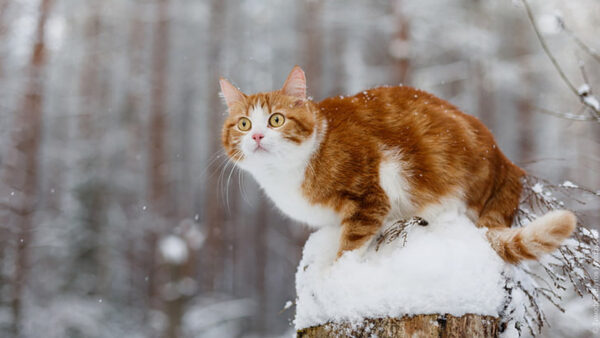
316, 85, 473, 139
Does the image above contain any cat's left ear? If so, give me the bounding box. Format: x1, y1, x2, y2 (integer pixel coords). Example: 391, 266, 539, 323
281, 65, 307, 100
219, 78, 246, 111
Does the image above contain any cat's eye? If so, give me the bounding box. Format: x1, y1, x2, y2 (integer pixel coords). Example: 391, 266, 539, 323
269, 113, 285, 128
238, 117, 252, 131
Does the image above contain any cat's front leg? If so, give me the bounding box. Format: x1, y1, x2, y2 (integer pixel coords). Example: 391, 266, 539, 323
337, 188, 390, 258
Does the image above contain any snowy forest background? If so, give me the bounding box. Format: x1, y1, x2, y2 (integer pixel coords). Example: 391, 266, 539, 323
0, 0, 598, 337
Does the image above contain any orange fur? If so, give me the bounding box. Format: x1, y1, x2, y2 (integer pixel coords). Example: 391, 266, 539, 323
220, 67, 576, 263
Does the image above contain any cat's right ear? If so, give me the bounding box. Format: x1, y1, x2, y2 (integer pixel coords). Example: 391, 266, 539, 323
219, 78, 246, 111
282, 65, 307, 100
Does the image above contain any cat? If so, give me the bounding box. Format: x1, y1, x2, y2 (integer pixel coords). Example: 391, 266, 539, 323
219, 66, 576, 263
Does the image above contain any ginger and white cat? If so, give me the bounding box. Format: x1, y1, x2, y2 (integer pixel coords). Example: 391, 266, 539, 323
220, 66, 576, 263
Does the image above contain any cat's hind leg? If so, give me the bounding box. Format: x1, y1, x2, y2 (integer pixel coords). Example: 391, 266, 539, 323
475, 168, 523, 229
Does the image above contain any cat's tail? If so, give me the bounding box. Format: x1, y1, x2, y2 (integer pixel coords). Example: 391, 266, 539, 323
485, 210, 576, 264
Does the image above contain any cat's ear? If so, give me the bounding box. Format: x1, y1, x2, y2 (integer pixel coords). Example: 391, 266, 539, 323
281, 65, 307, 100
219, 78, 246, 110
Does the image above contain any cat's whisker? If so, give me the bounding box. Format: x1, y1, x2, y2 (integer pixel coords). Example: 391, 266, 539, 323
237, 165, 252, 206
219, 149, 246, 213
199, 149, 228, 180
225, 151, 242, 213
218, 154, 237, 208
206, 152, 232, 183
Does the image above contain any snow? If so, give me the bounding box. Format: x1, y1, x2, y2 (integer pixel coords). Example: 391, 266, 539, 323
577, 84, 600, 111
159, 235, 189, 264
577, 84, 591, 95
294, 211, 507, 330
561, 180, 579, 188
583, 95, 600, 111
531, 182, 544, 194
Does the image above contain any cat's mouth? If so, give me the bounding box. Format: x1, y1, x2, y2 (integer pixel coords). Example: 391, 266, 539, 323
253, 144, 269, 153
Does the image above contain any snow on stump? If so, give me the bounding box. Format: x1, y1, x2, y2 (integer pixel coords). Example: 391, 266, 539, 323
294, 212, 507, 337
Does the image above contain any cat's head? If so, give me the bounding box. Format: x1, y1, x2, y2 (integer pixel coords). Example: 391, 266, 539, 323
220, 66, 320, 173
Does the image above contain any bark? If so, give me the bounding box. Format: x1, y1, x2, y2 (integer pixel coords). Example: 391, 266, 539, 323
297, 314, 500, 338
0, 0, 53, 335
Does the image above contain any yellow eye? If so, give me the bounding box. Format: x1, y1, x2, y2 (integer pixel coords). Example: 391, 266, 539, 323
269, 113, 285, 127
238, 117, 252, 131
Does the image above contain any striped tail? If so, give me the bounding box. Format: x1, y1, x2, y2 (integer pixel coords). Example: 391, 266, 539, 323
486, 210, 576, 264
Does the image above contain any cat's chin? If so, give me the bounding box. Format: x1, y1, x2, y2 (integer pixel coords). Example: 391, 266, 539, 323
252, 145, 269, 153
235, 154, 274, 172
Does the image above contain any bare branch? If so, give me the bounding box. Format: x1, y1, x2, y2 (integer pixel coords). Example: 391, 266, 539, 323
520, 0, 600, 119
535, 106, 596, 122
557, 16, 600, 64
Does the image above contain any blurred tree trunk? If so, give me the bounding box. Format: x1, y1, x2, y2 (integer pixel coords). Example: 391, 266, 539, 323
202, 0, 227, 292
76, 1, 107, 295
0, 0, 11, 315
0, 0, 10, 79
124, 3, 146, 308
146, 0, 171, 312
472, 2, 495, 128
515, 19, 535, 163
329, 28, 346, 95
254, 198, 269, 332
149, 0, 170, 215
303, 0, 323, 98
164, 222, 200, 338
475, 61, 495, 128
392, 0, 411, 85
297, 314, 500, 338
0, 0, 53, 335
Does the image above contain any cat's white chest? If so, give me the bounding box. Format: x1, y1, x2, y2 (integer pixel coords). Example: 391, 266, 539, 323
253, 171, 340, 228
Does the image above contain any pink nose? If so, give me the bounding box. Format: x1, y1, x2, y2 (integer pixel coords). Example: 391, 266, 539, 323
252, 133, 264, 143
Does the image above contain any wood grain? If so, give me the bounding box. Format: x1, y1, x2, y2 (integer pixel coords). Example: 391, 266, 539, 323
297, 314, 500, 338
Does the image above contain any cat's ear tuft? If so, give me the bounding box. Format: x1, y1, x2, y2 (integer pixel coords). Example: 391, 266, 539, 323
219, 78, 245, 110
282, 65, 307, 100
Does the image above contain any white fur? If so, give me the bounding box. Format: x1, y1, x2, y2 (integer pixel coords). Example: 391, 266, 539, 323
236, 104, 339, 228
416, 196, 468, 223
378, 150, 470, 228
378, 150, 414, 222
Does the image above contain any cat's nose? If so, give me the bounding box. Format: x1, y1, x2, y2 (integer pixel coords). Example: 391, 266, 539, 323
252, 133, 264, 143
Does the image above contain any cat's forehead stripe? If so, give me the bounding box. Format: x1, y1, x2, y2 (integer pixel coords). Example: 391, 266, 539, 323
246, 95, 277, 114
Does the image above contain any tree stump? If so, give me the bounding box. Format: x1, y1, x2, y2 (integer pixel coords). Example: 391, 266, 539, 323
296, 314, 500, 338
